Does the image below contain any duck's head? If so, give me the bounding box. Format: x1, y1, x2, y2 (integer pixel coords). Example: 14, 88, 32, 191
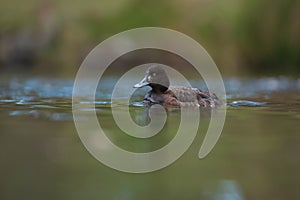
134, 65, 170, 92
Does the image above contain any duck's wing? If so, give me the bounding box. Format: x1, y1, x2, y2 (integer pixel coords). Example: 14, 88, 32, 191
169, 86, 220, 107
196, 89, 221, 107
168, 86, 199, 102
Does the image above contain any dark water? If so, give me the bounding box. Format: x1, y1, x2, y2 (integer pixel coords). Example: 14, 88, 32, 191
0, 76, 300, 200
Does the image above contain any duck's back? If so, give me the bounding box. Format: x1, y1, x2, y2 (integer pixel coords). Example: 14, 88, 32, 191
168, 86, 220, 107
168, 86, 199, 102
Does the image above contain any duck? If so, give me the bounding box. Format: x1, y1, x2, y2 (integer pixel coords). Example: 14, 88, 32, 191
133, 65, 220, 107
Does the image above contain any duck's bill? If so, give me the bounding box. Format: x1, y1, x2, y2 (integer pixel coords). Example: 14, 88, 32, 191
133, 76, 149, 88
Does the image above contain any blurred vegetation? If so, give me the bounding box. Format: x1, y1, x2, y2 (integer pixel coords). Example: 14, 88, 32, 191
0, 0, 299, 76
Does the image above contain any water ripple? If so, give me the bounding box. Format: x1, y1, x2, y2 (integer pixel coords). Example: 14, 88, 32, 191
228, 100, 267, 107
0, 76, 299, 121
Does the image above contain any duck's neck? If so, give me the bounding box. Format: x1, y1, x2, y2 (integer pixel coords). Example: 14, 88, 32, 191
150, 84, 168, 93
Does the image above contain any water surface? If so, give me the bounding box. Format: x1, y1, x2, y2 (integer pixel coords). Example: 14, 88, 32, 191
0, 76, 299, 200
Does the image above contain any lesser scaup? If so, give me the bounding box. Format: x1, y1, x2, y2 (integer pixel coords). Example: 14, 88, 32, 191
134, 65, 220, 107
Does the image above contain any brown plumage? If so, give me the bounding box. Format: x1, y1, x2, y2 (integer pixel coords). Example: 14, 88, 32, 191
134, 65, 220, 107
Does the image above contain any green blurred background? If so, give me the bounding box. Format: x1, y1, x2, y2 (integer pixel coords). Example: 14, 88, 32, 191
1, 1, 300, 200
0, 0, 300, 77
